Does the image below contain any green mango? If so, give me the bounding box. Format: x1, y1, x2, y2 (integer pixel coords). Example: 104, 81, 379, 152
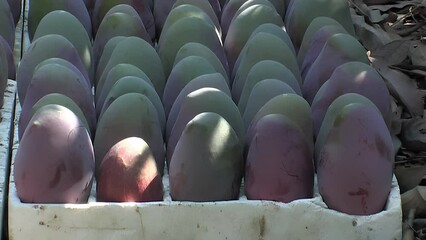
95, 36, 126, 84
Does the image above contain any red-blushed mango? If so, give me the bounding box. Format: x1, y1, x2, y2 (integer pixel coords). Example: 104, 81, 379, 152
169, 112, 243, 201
245, 114, 314, 202
317, 102, 394, 215
17, 34, 90, 103
29, 93, 90, 135
285, 0, 354, 51
224, 4, 283, 72
300, 25, 348, 80
232, 32, 301, 101
96, 63, 152, 103
311, 62, 392, 138
92, 0, 155, 40
246, 93, 313, 154
99, 76, 166, 134
28, 0, 91, 41
33, 11, 95, 80
302, 33, 369, 104
14, 104, 94, 203
95, 36, 126, 83
97, 137, 163, 202
0, 35, 14, 80
250, 23, 296, 56
158, 15, 225, 77
162, 56, 216, 115
167, 88, 244, 165
18, 63, 95, 140
100, 36, 165, 96
0, 0, 14, 49
238, 60, 301, 115
243, 79, 296, 130
174, 42, 229, 82
93, 9, 151, 66
0, 42, 7, 107
94, 93, 164, 175
297, 17, 346, 68
167, 73, 230, 139
7, 0, 21, 25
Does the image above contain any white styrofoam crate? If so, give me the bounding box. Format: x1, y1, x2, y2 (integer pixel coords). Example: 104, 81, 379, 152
0, 80, 16, 235
8, 98, 402, 240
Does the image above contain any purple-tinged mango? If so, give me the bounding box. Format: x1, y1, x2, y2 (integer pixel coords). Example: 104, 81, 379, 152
0, 0, 14, 49
312, 62, 392, 138
83, 0, 94, 13
224, 4, 283, 72
0, 35, 15, 80
167, 88, 244, 165
94, 93, 164, 174
169, 112, 243, 201
97, 137, 163, 202
30, 93, 90, 135
14, 105, 94, 203
19, 63, 95, 140
17, 34, 89, 103
99, 76, 166, 134
285, 0, 355, 51
238, 60, 301, 115
317, 100, 394, 215
220, 0, 250, 39
7, 0, 21, 25
302, 33, 369, 104
28, 0, 91, 41
92, 0, 155, 40
245, 114, 314, 202
162, 56, 216, 115
174, 42, 229, 82
300, 25, 348, 80
232, 32, 301, 101
167, 73, 230, 138
243, 79, 296, 130
100, 36, 165, 96
33, 11, 95, 80
0, 42, 7, 107
153, 0, 175, 38
95, 36, 126, 83
247, 93, 313, 154
93, 8, 151, 66
96, 63, 152, 102
158, 14, 225, 77
297, 17, 347, 68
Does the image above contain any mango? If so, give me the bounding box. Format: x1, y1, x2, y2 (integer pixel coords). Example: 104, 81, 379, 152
169, 112, 243, 201
98, 76, 166, 134
19, 63, 95, 140
250, 23, 296, 56
285, 0, 355, 51
17, 34, 89, 103
245, 114, 314, 202
158, 14, 225, 77
167, 88, 244, 165
100, 36, 165, 96
7, 0, 21, 25
224, 4, 283, 72
312, 62, 392, 138
153, 0, 175, 38
243, 79, 296, 129
33, 10, 95, 80
95, 36, 126, 83
238, 60, 301, 115
302, 33, 369, 104
232, 32, 301, 101
94, 93, 164, 174
28, 0, 91, 40
174, 42, 229, 82
97, 137, 163, 202
83, 0, 94, 13
317, 102, 394, 215
0, 0, 14, 49
162, 56, 216, 115
0, 42, 7, 107
92, 0, 155, 40
167, 73, 230, 139
0, 35, 15, 80
14, 105, 94, 203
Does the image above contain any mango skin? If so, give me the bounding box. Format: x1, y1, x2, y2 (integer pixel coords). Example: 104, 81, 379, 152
0, 0, 15, 49
245, 114, 314, 202
95, 36, 126, 82
169, 112, 243, 202
0, 42, 8, 107
250, 23, 296, 56
7, 0, 21, 25
97, 137, 163, 202
0, 36, 14, 80
317, 103, 394, 215
14, 105, 94, 203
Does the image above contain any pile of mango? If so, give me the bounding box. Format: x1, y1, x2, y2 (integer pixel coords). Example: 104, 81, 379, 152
12, 0, 395, 216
